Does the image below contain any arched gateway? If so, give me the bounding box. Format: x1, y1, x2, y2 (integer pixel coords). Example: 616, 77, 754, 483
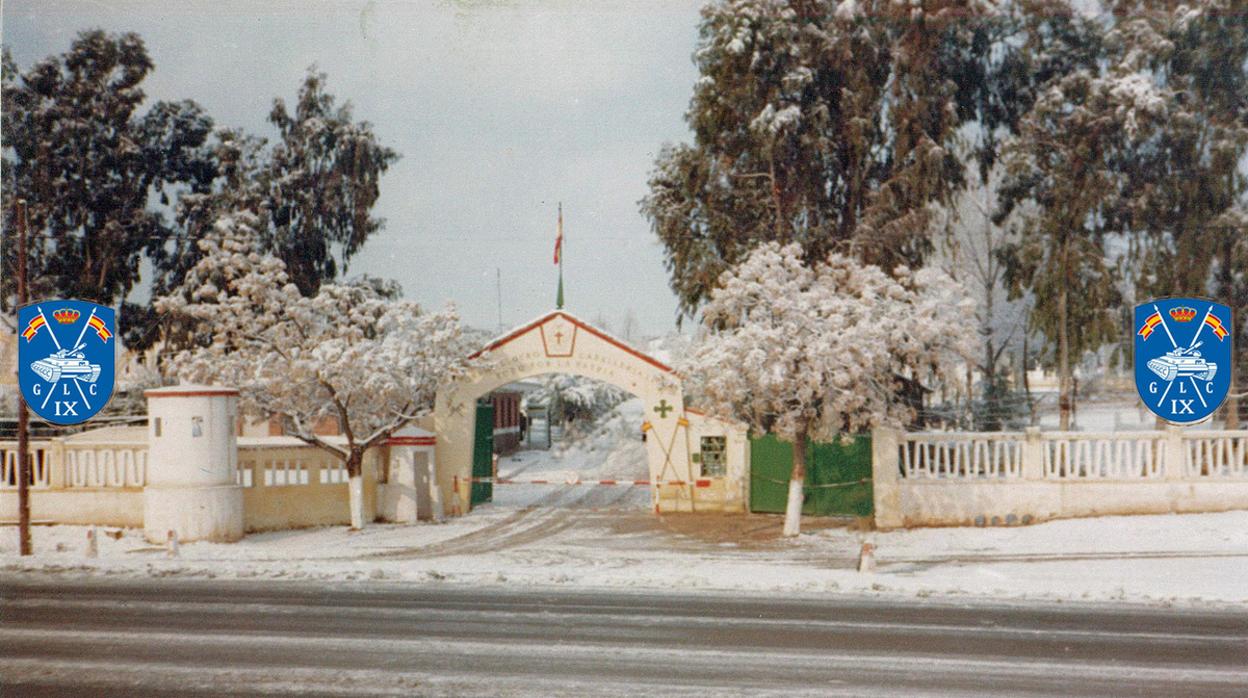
433, 310, 748, 515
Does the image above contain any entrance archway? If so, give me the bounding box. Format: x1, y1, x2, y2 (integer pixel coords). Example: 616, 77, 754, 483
434, 311, 745, 516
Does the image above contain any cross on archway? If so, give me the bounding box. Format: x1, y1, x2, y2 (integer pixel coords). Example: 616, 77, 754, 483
654, 399, 674, 418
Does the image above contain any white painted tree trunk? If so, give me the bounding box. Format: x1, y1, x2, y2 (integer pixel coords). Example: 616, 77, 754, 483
783, 432, 808, 537
782, 478, 804, 536
349, 473, 365, 530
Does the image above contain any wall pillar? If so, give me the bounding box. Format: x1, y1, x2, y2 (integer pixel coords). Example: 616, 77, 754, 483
1022, 427, 1045, 480
142, 385, 243, 543
871, 426, 903, 530
1163, 425, 1187, 481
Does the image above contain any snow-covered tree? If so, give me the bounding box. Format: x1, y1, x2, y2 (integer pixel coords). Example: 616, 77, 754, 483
266, 68, 400, 296
684, 243, 972, 536
158, 220, 478, 529
933, 165, 1034, 429
640, 0, 996, 320
1, 31, 216, 328
997, 10, 1175, 431
526, 374, 631, 425
1120, 1, 1248, 427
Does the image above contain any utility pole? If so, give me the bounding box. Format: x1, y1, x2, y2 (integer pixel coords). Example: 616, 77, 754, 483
15, 199, 32, 556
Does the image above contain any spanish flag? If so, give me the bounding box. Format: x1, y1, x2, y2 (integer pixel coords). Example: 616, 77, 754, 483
1138, 310, 1163, 340
1204, 313, 1229, 341
87, 314, 112, 342
553, 204, 563, 265
21, 314, 46, 341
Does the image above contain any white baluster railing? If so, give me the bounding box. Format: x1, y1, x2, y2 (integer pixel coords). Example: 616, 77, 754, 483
900, 433, 1024, 479
1042, 432, 1165, 480
64, 443, 147, 488
0, 442, 55, 489
1182, 431, 1248, 478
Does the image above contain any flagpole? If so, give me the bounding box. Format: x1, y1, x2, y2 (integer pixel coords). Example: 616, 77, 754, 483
71, 307, 97, 350
1188, 304, 1215, 349
1153, 304, 1179, 349
36, 307, 61, 351
556, 203, 565, 310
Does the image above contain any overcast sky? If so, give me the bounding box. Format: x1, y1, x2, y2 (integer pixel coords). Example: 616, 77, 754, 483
3, 0, 704, 337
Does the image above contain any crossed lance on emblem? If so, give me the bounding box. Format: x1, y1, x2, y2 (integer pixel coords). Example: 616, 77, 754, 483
1137, 302, 1228, 415
20, 305, 111, 416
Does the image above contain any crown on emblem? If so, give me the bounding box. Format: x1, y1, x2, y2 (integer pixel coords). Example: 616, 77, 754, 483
52, 308, 80, 324
1169, 306, 1197, 322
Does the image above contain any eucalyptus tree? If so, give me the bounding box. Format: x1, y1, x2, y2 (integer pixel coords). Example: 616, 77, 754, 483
1, 31, 215, 328
640, 0, 995, 320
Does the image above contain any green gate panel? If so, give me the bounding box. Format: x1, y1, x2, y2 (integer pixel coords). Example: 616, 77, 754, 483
471, 402, 494, 505
749, 433, 873, 517
748, 434, 793, 514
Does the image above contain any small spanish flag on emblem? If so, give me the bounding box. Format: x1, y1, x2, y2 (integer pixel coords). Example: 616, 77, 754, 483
1203, 312, 1229, 341
87, 314, 112, 341
1137, 310, 1163, 340
21, 314, 46, 341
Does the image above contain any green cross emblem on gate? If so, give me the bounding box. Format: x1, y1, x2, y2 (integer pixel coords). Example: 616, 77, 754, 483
653, 399, 674, 418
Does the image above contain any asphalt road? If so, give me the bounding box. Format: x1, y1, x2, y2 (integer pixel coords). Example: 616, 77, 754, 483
2, 577, 1246, 697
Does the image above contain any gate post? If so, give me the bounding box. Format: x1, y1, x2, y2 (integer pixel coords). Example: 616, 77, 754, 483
871, 427, 903, 530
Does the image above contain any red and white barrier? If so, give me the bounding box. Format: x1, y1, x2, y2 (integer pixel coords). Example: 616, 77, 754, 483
465, 476, 714, 488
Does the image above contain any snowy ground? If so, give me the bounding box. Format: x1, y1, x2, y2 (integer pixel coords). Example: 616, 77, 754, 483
5, 504, 1247, 608
4, 398, 1247, 607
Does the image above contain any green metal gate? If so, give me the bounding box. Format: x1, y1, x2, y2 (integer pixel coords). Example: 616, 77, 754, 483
749, 433, 873, 517
471, 402, 494, 505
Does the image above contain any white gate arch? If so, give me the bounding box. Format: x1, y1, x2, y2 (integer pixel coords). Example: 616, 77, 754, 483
434, 310, 733, 515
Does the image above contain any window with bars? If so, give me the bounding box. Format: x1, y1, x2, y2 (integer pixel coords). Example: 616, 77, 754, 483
699, 436, 727, 477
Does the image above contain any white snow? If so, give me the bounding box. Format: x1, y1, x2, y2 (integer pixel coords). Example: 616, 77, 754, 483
506, 398, 648, 485
5, 398, 1245, 607
5, 498, 1246, 607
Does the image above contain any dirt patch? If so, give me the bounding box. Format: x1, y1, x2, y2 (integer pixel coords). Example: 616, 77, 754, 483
609, 511, 857, 551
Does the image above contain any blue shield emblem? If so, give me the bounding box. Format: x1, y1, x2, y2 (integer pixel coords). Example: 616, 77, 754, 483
1134, 298, 1233, 425
17, 300, 116, 425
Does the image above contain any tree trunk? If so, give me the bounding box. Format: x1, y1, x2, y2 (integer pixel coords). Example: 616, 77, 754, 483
782, 430, 807, 537
1058, 240, 1072, 431
770, 156, 787, 244
347, 450, 365, 530
1217, 232, 1240, 429
1023, 337, 1037, 426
